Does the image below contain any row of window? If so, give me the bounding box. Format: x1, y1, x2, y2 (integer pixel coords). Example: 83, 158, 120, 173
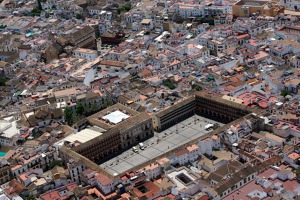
160, 102, 195, 123
79, 139, 120, 156
196, 97, 248, 115
220, 174, 254, 198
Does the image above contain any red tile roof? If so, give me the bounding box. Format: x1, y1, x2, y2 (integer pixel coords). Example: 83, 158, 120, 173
40, 183, 77, 200
174, 149, 189, 156
199, 195, 209, 200
132, 181, 160, 199
95, 173, 113, 186
7, 179, 26, 195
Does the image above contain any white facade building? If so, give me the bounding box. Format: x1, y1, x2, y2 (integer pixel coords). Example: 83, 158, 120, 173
279, 0, 300, 11
173, 3, 205, 18
73, 48, 98, 62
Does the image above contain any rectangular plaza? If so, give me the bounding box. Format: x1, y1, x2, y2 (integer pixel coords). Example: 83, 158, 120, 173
100, 115, 224, 175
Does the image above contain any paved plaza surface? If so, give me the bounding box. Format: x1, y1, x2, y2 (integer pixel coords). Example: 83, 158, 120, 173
100, 115, 224, 175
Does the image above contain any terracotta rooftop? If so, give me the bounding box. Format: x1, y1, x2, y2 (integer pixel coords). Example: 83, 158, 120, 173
95, 173, 113, 186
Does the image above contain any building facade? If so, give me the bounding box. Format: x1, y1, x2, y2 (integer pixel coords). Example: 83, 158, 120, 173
153, 92, 257, 131
73, 48, 98, 61
232, 0, 284, 17
72, 128, 121, 162
65, 104, 154, 162
0, 159, 10, 185
279, 0, 300, 11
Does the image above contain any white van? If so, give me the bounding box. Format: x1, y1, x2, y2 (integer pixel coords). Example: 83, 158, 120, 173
139, 143, 144, 150
205, 124, 213, 130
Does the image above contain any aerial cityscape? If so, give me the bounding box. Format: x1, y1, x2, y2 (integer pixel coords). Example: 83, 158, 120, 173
0, 0, 299, 199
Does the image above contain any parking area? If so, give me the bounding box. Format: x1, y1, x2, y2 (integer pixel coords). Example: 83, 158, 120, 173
100, 115, 224, 175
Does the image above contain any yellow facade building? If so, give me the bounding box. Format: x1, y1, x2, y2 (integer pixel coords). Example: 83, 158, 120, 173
232, 0, 284, 17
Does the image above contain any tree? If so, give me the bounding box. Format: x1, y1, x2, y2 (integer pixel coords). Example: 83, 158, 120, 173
76, 103, 85, 116
0, 76, 6, 86
30, 8, 42, 16
123, 3, 132, 10
193, 85, 202, 91
64, 107, 73, 125
50, 160, 63, 169
163, 79, 176, 90
281, 89, 290, 97
117, 3, 132, 14
86, 104, 101, 115
76, 14, 83, 20
194, 16, 214, 25
174, 14, 184, 24
296, 167, 300, 179
103, 99, 113, 109
25, 194, 36, 200
207, 18, 215, 26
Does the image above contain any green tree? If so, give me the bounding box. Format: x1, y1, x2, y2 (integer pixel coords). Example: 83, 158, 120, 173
64, 107, 73, 125
86, 104, 100, 115
103, 99, 113, 109
123, 3, 131, 11
76, 14, 83, 20
193, 85, 202, 91
50, 160, 63, 169
0, 76, 6, 86
76, 103, 85, 115
296, 167, 300, 179
194, 16, 214, 25
295, 167, 300, 179
117, 7, 125, 14
117, 3, 132, 14
30, 8, 42, 16
163, 79, 176, 90
25, 194, 36, 200
174, 14, 184, 23
281, 89, 290, 97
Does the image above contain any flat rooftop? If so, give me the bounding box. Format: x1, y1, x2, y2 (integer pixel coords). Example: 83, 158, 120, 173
199, 150, 234, 174
235, 0, 267, 6
0, 117, 19, 138
100, 115, 224, 175
167, 168, 196, 190
88, 103, 140, 130
102, 110, 130, 125
284, 10, 300, 16
73, 48, 97, 54
64, 128, 103, 143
